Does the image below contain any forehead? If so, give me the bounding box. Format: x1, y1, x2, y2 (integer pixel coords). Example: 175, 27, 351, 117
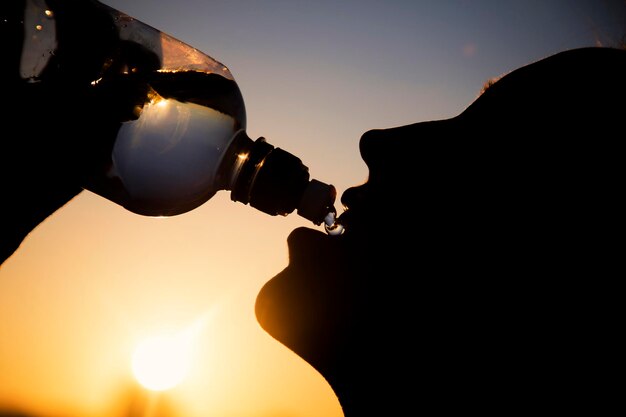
454, 48, 626, 130
468, 48, 625, 113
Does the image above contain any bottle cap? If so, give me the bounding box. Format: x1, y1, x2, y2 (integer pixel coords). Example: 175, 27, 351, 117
297, 179, 337, 225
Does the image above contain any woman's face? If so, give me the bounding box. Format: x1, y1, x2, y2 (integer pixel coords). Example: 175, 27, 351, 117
254, 120, 458, 375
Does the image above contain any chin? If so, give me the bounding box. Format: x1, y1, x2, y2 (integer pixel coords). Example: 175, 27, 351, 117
255, 226, 354, 354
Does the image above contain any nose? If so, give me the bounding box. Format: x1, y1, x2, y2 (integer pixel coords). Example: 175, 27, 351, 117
358, 128, 388, 168
339, 129, 387, 218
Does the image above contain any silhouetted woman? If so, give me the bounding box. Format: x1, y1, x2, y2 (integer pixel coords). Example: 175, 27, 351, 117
256, 47, 626, 416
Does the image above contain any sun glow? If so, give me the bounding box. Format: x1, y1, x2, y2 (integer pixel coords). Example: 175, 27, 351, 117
130, 314, 211, 392
131, 332, 192, 391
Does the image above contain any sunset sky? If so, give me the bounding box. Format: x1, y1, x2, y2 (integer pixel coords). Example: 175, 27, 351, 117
1, 1, 625, 416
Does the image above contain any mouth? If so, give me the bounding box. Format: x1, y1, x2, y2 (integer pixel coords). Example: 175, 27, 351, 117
283, 225, 343, 267
331, 209, 353, 235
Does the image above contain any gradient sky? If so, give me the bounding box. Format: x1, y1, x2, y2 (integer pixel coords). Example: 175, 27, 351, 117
1, 1, 624, 417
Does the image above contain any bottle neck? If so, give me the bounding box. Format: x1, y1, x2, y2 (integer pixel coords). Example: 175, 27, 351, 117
221, 131, 336, 225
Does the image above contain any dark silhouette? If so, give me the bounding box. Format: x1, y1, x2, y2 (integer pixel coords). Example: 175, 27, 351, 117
255, 47, 626, 416
1, 0, 161, 265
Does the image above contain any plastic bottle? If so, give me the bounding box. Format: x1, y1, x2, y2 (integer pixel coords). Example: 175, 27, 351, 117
14, 0, 340, 229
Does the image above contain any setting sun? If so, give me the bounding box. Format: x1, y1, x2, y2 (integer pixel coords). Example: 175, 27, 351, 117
131, 332, 192, 391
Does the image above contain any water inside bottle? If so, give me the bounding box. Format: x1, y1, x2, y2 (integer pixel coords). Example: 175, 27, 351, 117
85, 70, 246, 216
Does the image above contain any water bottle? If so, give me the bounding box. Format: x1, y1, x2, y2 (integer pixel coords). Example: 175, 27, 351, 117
12, 0, 342, 231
